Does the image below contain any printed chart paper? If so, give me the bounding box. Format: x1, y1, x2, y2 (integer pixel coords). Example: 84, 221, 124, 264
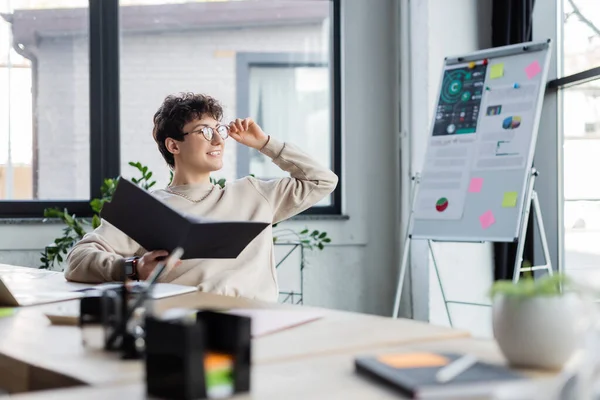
472, 82, 539, 171
414, 63, 487, 220
414, 135, 475, 220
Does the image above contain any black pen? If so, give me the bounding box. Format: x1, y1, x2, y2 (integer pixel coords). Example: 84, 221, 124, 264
105, 247, 184, 349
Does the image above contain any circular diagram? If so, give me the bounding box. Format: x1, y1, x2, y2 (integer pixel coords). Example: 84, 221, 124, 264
435, 197, 449, 212
440, 70, 468, 104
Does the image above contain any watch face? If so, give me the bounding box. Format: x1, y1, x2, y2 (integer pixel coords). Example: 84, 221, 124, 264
124, 263, 133, 276
124, 258, 136, 276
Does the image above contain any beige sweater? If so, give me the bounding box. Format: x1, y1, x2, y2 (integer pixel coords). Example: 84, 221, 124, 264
64, 138, 338, 302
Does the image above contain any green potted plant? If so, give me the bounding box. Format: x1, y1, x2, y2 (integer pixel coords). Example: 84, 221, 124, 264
490, 272, 587, 370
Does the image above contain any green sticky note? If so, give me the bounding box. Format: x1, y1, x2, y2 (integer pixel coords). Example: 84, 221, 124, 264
490, 63, 504, 79
0, 308, 15, 318
502, 192, 518, 208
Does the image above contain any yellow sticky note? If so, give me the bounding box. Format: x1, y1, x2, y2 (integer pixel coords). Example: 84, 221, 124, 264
490, 63, 504, 79
377, 353, 449, 369
0, 308, 15, 318
502, 192, 518, 208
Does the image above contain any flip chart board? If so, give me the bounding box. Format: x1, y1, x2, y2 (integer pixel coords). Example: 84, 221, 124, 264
410, 40, 552, 242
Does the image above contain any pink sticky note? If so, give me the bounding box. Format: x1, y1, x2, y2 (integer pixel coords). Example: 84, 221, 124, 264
525, 61, 542, 79
468, 177, 483, 193
479, 210, 495, 229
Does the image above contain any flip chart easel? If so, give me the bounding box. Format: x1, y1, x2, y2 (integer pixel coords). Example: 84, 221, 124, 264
392, 40, 554, 324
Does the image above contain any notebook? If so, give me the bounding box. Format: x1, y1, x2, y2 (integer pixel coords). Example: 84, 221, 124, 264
355, 352, 525, 399
101, 178, 270, 260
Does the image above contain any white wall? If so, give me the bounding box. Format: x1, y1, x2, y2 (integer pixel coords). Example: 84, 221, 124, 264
0, 0, 404, 317
277, 0, 402, 316
406, 0, 495, 337
532, 0, 562, 275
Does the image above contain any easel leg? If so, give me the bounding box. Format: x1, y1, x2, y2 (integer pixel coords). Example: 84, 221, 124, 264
393, 175, 420, 319
532, 191, 553, 277
429, 240, 453, 327
512, 215, 531, 283
513, 171, 537, 283
513, 187, 553, 282
392, 234, 411, 318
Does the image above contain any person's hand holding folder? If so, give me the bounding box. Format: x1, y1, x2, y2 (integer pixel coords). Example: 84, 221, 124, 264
137, 250, 182, 281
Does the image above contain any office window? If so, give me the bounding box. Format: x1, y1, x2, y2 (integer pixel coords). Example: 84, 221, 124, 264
562, 81, 600, 270
0, 0, 340, 218
237, 56, 332, 205
118, 0, 340, 212
0, 0, 90, 201
559, 0, 600, 278
563, 0, 600, 76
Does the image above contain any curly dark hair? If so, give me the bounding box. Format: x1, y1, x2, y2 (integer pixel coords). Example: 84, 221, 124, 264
152, 92, 224, 168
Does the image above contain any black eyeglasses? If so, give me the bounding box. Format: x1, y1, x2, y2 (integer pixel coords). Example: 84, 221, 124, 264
183, 125, 229, 141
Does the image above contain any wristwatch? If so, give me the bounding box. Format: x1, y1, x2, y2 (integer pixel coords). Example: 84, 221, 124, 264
123, 256, 140, 280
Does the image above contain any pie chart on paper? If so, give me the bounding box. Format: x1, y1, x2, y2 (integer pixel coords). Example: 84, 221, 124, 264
435, 197, 449, 212
502, 116, 521, 130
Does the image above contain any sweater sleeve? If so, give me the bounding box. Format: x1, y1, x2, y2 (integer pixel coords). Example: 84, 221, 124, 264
64, 219, 143, 283
247, 137, 339, 224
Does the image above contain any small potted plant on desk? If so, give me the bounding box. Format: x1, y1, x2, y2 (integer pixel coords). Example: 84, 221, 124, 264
490, 272, 589, 370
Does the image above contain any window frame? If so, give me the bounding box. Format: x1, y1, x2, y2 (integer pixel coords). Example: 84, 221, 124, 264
235, 51, 342, 215
533, 0, 600, 274
0, 0, 342, 219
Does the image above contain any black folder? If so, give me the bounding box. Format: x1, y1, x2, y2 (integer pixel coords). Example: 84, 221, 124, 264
100, 178, 270, 260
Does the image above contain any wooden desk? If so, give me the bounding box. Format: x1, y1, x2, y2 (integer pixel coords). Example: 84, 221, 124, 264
0, 264, 472, 398
4, 338, 560, 400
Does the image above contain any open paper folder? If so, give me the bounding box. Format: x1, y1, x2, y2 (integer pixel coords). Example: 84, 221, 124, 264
101, 178, 270, 260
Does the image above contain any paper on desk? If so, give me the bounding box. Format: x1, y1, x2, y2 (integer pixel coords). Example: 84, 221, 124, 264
226, 309, 326, 337
161, 308, 326, 337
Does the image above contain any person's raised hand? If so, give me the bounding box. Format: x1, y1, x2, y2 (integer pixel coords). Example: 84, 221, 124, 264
137, 250, 182, 281
228, 118, 269, 150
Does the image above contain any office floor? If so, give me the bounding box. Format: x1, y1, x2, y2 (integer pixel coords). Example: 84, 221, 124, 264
428, 229, 600, 341
564, 229, 600, 290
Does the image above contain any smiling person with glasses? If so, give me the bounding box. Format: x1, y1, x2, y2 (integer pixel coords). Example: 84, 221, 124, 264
64, 92, 338, 302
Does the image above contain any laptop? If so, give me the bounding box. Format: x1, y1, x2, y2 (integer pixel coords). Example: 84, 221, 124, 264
0, 276, 84, 307
77, 281, 198, 299
0, 274, 202, 309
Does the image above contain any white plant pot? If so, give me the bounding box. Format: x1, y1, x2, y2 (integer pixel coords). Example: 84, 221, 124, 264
492, 293, 586, 370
